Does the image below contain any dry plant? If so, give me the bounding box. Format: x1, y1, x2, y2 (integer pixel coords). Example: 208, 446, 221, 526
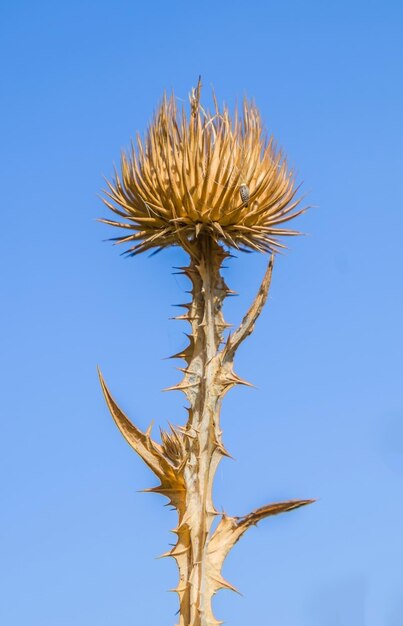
98, 78, 314, 626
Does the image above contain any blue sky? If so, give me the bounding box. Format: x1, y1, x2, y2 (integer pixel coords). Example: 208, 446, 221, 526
1, 1, 403, 624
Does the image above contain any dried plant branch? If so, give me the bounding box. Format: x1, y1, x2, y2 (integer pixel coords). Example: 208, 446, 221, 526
209, 499, 315, 562
98, 370, 182, 486
206, 499, 315, 598
222, 253, 275, 363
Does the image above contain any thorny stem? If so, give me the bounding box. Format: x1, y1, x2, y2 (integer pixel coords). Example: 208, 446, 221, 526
99, 235, 314, 626
176, 236, 230, 625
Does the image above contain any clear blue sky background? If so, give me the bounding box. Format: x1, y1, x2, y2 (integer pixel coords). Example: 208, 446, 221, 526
1, 1, 403, 624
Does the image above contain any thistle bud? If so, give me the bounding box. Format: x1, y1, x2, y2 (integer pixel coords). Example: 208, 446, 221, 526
101, 84, 304, 256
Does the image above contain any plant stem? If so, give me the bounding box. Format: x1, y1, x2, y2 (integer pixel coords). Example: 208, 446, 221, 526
174, 235, 229, 626
99, 235, 314, 626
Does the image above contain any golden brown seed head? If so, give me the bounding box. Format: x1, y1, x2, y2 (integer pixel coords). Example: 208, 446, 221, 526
100, 80, 305, 256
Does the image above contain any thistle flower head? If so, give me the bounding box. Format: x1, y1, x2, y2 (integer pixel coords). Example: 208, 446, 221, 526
101, 79, 305, 255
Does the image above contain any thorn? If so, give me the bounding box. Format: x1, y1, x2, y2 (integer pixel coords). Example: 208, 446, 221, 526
176, 367, 199, 376
218, 322, 233, 329
215, 443, 233, 458
156, 551, 172, 559
172, 265, 197, 274
145, 420, 154, 437
169, 314, 192, 321
168, 584, 188, 594
207, 508, 219, 516
209, 574, 241, 595
156, 544, 189, 559
170, 545, 190, 556
171, 303, 192, 310
164, 346, 193, 360
162, 381, 199, 392
141, 486, 184, 495
223, 373, 255, 388
236, 377, 255, 388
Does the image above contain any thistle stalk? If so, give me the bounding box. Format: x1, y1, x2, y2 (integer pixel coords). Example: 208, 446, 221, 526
98, 80, 314, 625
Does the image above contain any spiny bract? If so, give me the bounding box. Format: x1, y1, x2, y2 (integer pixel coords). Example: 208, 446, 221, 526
100, 79, 305, 255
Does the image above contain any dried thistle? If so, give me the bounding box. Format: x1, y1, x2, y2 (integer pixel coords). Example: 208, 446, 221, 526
100, 79, 305, 256
99, 79, 313, 626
